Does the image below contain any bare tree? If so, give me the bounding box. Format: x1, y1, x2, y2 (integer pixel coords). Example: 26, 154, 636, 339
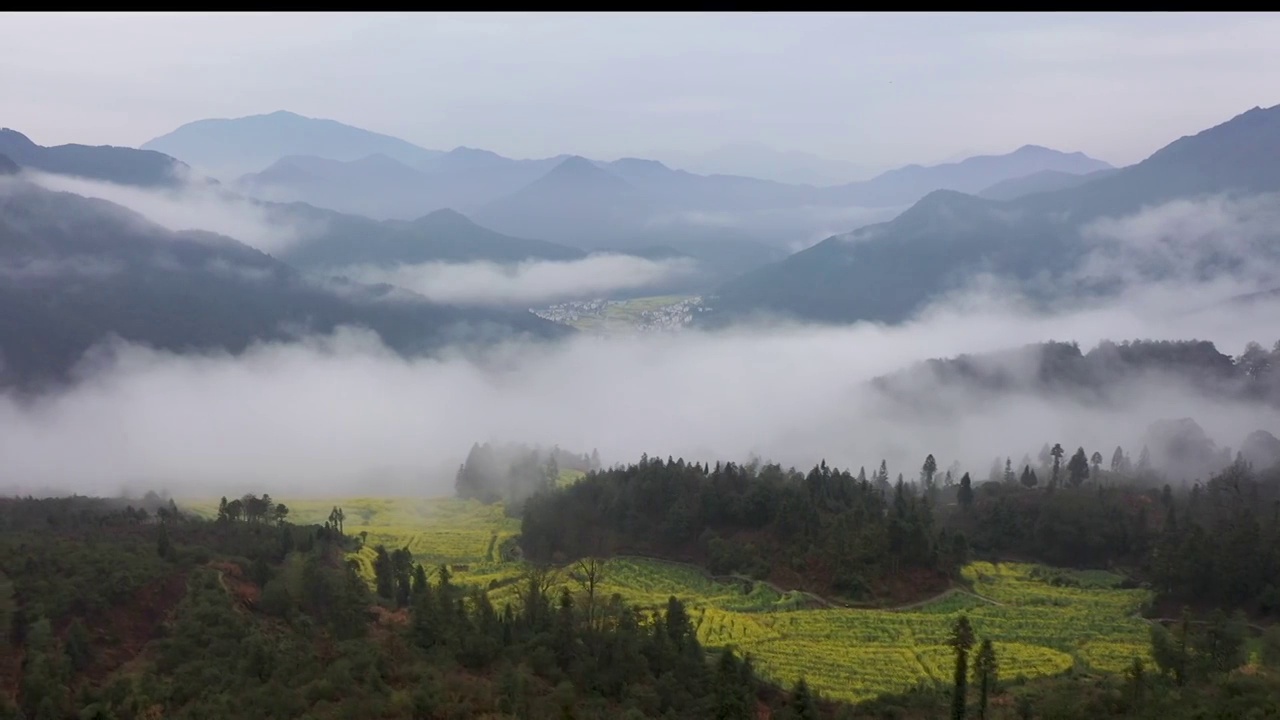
570, 557, 606, 631
514, 564, 560, 630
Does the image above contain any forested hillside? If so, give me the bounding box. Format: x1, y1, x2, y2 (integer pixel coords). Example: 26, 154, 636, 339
520, 451, 1280, 618
0, 495, 788, 719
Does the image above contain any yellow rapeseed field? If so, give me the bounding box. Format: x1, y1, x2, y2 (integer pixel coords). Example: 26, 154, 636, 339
185, 496, 1156, 703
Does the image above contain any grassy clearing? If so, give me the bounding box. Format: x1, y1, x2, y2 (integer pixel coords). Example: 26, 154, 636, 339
183, 496, 525, 590
181, 496, 1158, 703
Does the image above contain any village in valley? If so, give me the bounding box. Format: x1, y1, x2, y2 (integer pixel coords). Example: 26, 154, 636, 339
532, 295, 708, 334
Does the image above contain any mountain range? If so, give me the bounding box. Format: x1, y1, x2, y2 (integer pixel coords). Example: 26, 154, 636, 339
0, 164, 567, 390
141, 110, 444, 180
652, 142, 875, 186
705, 103, 1280, 326
0, 129, 770, 297
137, 110, 1114, 253
5, 102, 1279, 392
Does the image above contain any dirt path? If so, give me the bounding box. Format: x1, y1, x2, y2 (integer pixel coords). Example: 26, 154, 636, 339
886, 586, 1005, 612
1138, 615, 1268, 633
610, 554, 1008, 613
208, 561, 260, 611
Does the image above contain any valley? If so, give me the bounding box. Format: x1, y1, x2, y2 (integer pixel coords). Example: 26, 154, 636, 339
5, 11, 1280, 719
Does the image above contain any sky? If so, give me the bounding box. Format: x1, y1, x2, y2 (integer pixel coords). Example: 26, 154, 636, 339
3, 12, 1280, 174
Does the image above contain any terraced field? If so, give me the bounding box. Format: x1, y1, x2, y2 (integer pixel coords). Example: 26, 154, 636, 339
182, 496, 1157, 703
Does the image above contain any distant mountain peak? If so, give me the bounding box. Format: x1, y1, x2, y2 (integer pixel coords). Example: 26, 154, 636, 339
0, 128, 37, 149
448, 146, 503, 159
1135, 100, 1280, 173
142, 111, 442, 179
614, 157, 668, 169
900, 188, 996, 218
539, 155, 629, 187
917, 188, 980, 204
611, 157, 672, 174
423, 207, 468, 219
553, 155, 597, 172
415, 207, 476, 226
348, 153, 416, 171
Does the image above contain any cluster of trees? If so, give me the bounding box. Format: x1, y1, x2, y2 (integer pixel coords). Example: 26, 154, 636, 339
521, 445, 1280, 618
521, 455, 963, 600
455, 442, 601, 509
215, 493, 289, 525
987, 442, 1135, 491
400, 562, 771, 718
963, 455, 1280, 616
882, 338, 1280, 405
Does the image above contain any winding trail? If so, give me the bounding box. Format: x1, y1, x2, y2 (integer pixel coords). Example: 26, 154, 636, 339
885, 586, 1005, 612
610, 553, 1004, 612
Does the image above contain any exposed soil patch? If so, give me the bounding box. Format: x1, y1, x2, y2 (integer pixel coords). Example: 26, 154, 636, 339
872, 567, 953, 607
209, 561, 261, 610
368, 604, 410, 628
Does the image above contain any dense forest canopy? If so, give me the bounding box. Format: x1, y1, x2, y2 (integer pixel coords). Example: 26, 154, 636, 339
519, 450, 1280, 617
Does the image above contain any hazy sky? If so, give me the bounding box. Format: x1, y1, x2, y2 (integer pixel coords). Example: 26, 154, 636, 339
3, 12, 1280, 171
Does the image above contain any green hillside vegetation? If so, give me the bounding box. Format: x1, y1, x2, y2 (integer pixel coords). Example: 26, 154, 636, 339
1, 494, 778, 720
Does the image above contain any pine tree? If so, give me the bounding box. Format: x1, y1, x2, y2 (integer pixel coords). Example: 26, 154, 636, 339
1067, 447, 1090, 488
973, 638, 997, 720
957, 472, 974, 510
1049, 443, 1065, 487
372, 545, 394, 600
922, 454, 938, 490
949, 616, 976, 720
